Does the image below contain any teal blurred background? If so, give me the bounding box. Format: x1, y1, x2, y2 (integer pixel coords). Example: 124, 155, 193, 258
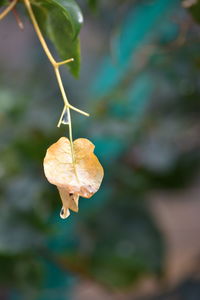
1, 0, 200, 299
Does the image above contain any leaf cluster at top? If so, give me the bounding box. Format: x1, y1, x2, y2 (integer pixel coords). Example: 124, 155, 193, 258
0, 0, 83, 76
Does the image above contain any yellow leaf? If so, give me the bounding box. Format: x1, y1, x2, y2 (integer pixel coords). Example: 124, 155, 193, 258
43, 137, 104, 219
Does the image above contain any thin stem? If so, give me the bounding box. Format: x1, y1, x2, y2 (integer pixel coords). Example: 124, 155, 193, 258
57, 103, 90, 128
0, 0, 18, 21
68, 104, 89, 117
67, 107, 75, 163
23, 0, 84, 179
57, 105, 67, 128
54, 66, 70, 107
23, 0, 89, 117
56, 58, 74, 67
67, 106, 79, 182
55, 67, 77, 176
23, 0, 55, 65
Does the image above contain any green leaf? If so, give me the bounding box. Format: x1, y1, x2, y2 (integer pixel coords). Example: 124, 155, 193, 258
47, 7, 81, 77
46, 0, 83, 38
30, 0, 83, 77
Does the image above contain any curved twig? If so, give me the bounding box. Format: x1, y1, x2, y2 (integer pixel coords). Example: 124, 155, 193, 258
0, 0, 18, 21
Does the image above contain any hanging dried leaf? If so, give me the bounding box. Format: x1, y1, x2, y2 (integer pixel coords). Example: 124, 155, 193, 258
43, 137, 104, 219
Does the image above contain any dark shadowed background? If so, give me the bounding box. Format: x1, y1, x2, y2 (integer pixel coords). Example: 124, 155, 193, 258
1, 0, 200, 299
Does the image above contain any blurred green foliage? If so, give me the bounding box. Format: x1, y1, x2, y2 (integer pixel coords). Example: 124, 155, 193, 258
1, 0, 200, 299
187, 0, 200, 23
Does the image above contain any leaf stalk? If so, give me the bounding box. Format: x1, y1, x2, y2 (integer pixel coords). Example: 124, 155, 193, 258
0, 0, 18, 20
22, 0, 89, 174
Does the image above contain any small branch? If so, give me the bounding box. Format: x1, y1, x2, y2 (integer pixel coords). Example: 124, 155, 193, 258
23, 0, 86, 181
57, 105, 67, 128
23, 0, 55, 65
57, 104, 89, 128
55, 58, 74, 67
68, 104, 90, 117
54, 66, 70, 108
0, 0, 18, 21
23, 0, 89, 118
